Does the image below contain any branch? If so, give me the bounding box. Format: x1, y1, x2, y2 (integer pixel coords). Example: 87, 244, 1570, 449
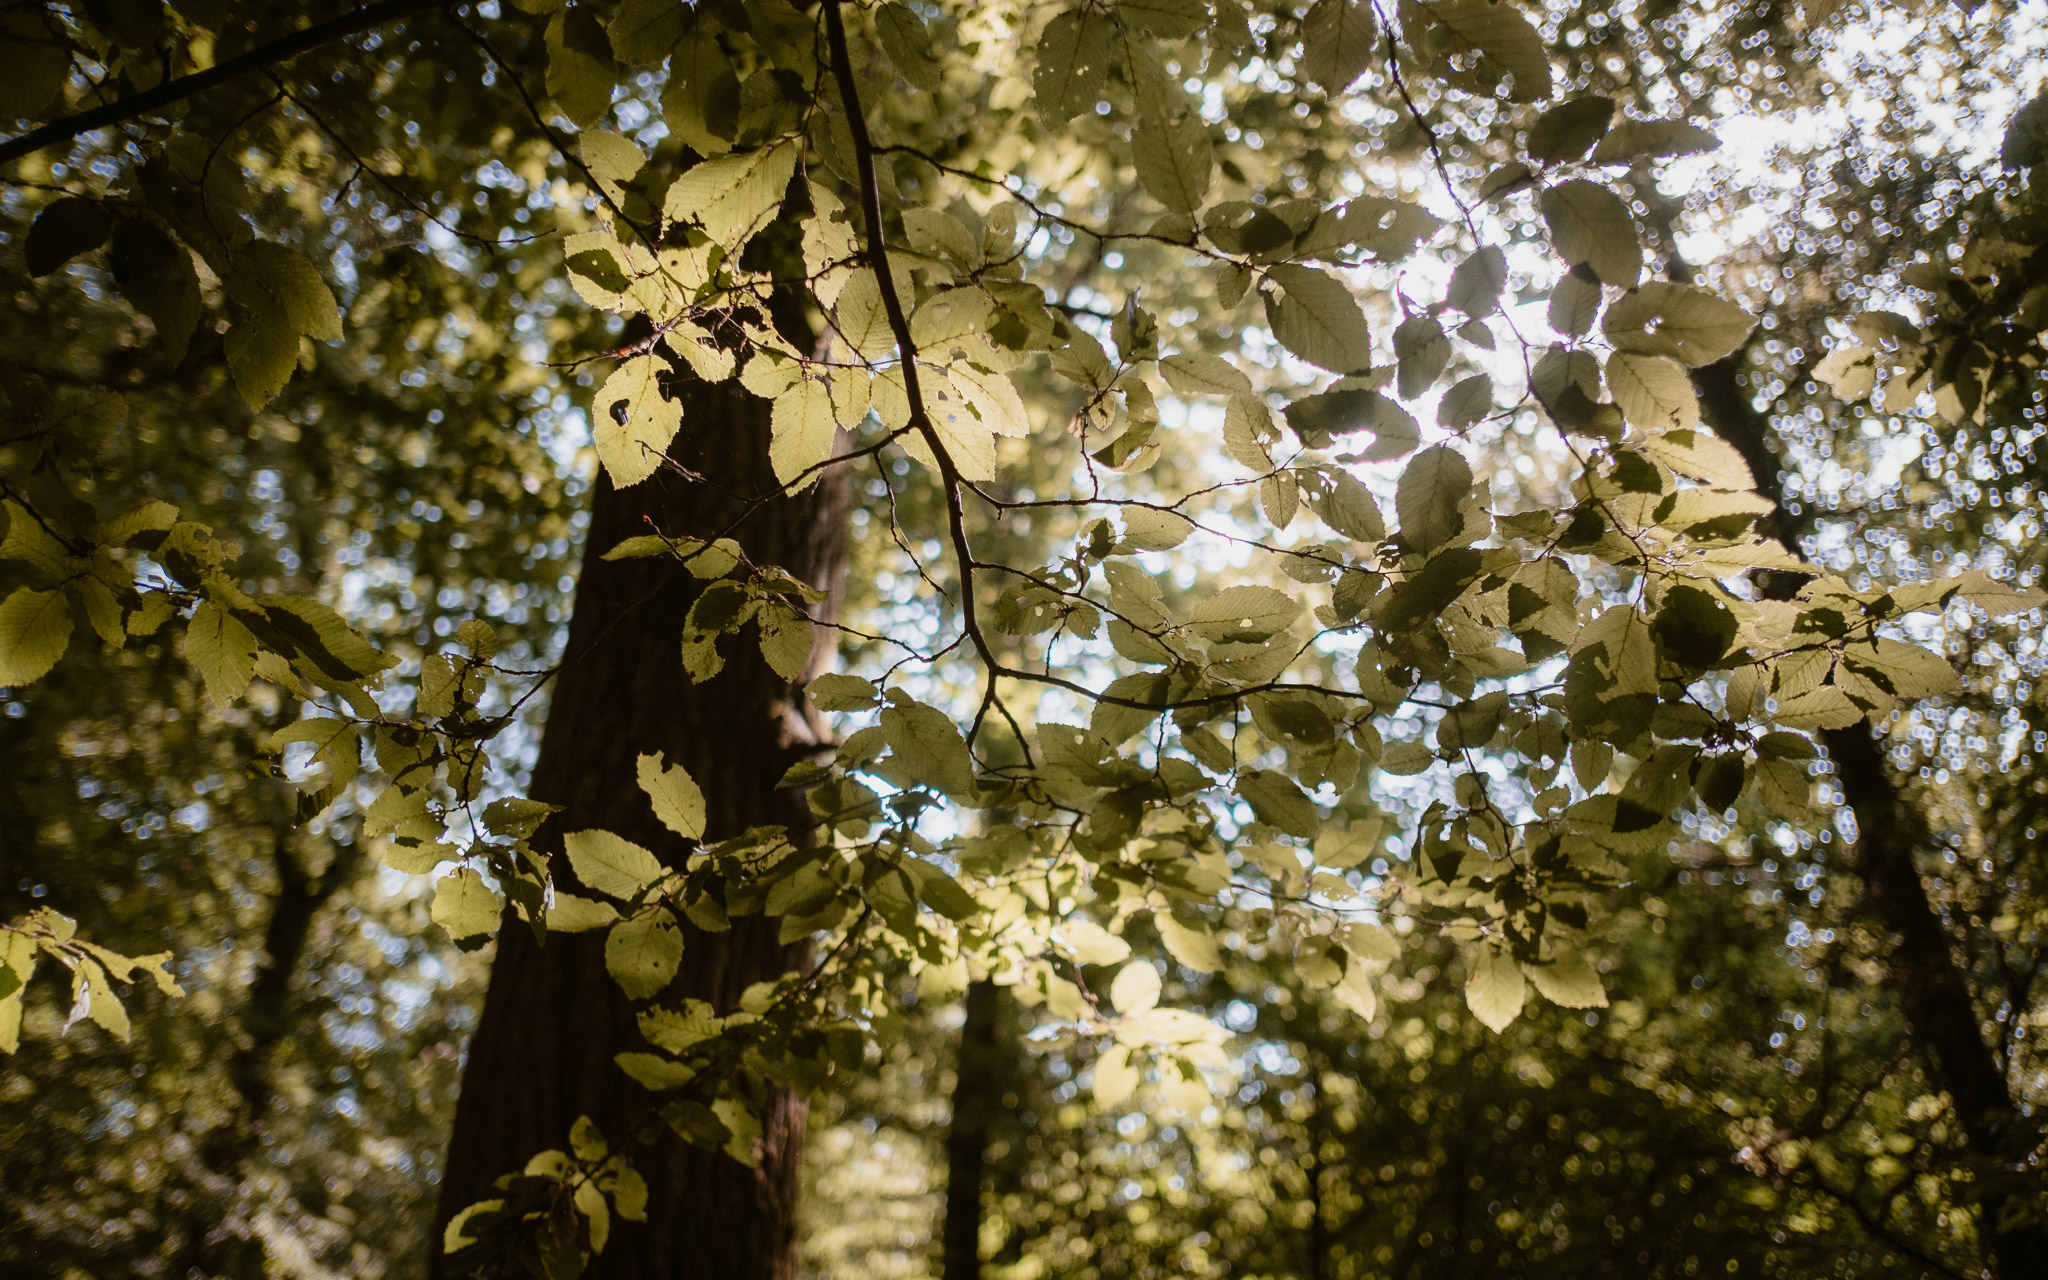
0, 0, 456, 168
820, 1, 1007, 674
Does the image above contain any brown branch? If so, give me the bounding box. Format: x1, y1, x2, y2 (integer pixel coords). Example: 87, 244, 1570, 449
0, 0, 458, 167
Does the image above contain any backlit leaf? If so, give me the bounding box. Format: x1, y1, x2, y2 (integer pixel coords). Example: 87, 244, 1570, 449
1465, 947, 1526, 1032
0, 587, 72, 687
1540, 180, 1641, 287
637, 753, 707, 840
566, 829, 665, 899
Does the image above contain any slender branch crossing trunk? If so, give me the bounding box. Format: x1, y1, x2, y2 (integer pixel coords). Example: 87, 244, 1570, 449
433, 376, 850, 1279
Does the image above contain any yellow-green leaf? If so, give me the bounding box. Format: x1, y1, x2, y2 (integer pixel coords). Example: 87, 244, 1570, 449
431, 869, 503, 940
604, 910, 683, 1000
1464, 946, 1526, 1032
0, 587, 72, 686
593, 355, 684, 488
566, 828, 666, 899
186, 601, 257, 708
1540, 180, 1640, 287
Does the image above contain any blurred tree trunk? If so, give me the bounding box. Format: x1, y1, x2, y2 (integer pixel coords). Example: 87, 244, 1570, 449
1669, 283, 2048, 1275
941, 979, 1004, 1280
178, 829, 362, 1278
432, 373, 850, 1280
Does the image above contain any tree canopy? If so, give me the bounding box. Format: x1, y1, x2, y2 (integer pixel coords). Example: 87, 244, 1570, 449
2, 0, 2046, 1276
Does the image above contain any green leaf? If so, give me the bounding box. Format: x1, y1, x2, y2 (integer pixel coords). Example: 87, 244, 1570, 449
1417, 0, 1553, 100
0, 500, 72, 578
1437, 690, 1509, 750
1843, 638, 1957, 701
1390, 318, 1445, 403
1131, 95, 1215, 214
593, 354, 683, 488
758, 600, 814, 682
545, 7, 618, 126
1525, 949, 1607, 1008
1120, 0, 1210, 38
1540, 180, 1640, 287
808, 672, 880, 711
547, 894, 621, 933
833, 269, 901, 359
1093, 1043, 1139, 1106
565, 245, 626, 292
1446, 246, 1507, 317
1187, 585, 1302, 642
186, 601, 257, 708
431, 869, 503, 940
0, 11, 70, 121
1652, 584, 1737, 670
1059, 917, 1133, 966
71, 959, 130, 1042
1154, 906, 1225, 972
1695, 753, 1746, 811
1372, 546, 1483, 632
663, 140, 799, 248
228, 243, 344, 342
1109, 959, 1162, 1014
881, 696, 975, 796
1238, 768, 1320, 838
905, 208, 979, 268
110, 220, 201, 364
565, 829, 665, 899
26, 198, 113, 277
637, 752, 707, 840
0, 587, 72, 686
1264, 265, 1373, 373
1159, 352, 1252, 398
664, 27, 742, 153
876, 3, 944, 89
1309, 470, 1386, 542
1438, 373, 1492, 429
257, 596, 394, 681
1606, 352, 1700, 431
1638, 428, 1753, 490
605, 910, 683, 1000
1526, 97, 1615, 165
1035, 10, 1119, 125
909, 863, 980, 920
1120, 507, 1196, 551
1395, 445, 1473, 555
609, 0, 688, 64
224, 319, 302, 410
614, 1051, 698, 1090
1590, 119, 1720, 165
1464, 946, 1526, 1032
1602, 283, 1757, 367
1297, 0, 1377, 94
769, 377, 838, 490
578, 129, 645, 204
1547, 266, 1602, 338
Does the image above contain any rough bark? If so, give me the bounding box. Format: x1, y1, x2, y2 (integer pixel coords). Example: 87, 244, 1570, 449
941, 978, 1003, 1280
1686, 346, 2048, 1274
433, 375, 850, 1279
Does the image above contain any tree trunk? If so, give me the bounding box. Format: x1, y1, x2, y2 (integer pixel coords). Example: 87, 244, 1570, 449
1684, 345, 2048, 1276
179, 831, 361, 1279
433, 375, 850, 1279
941, 979, 1003, 1280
